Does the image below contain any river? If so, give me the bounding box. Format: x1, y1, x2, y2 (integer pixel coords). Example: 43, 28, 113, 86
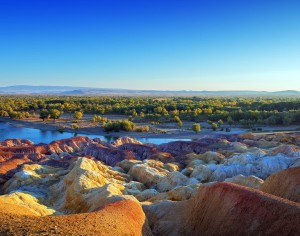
0, 122, 191, 145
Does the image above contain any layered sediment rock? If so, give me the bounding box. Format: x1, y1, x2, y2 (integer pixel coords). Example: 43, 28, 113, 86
0, 133, 299, 235
260, 167, 300, 203
144, 182, 300, 236
0, 198, 153, 236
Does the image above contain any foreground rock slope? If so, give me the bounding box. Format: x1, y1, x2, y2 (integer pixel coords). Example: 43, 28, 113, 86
0, 132, 299, 235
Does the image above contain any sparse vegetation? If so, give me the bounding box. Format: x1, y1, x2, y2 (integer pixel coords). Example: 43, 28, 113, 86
73, 111, 83, 120
135, 126, 150, 132
211, 122, 218, 131
191, 123, 201, 133
104, 120, 135, 132
71, 124, 79, 129
49, 109, 61, 122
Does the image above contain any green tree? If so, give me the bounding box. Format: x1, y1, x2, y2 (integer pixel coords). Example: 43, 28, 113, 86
121, 120, 135, 131
72, 124, 79, 129
0, 110, 9, 117
74, 111, 83, 120
218, 119, 223, 127
191, 123, 201, 133
8, 111, 18, 119
39, 109, 49, 121
49, 109, 61, 122
227, 116, 234, 126
211, 122, 218, 131
282, 113, 293, 126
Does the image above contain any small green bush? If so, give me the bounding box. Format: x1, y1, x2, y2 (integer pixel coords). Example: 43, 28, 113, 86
72, 124, 79, 129
135, 126, 150, 132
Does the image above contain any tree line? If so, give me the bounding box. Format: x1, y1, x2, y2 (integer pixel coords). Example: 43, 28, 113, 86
0, 95, 299, 127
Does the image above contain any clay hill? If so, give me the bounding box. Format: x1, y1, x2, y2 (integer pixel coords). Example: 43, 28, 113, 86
0, 132, 299, 235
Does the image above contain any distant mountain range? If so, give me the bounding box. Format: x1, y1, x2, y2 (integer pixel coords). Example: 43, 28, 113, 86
0, 85, 299, 96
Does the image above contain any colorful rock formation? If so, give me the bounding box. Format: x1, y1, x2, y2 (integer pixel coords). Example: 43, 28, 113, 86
0, 132, 299, 235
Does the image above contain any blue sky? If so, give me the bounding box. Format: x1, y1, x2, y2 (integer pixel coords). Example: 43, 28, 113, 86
0, 0, 299, 91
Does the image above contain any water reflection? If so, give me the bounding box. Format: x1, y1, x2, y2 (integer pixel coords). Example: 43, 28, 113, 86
0, 122, 191, 145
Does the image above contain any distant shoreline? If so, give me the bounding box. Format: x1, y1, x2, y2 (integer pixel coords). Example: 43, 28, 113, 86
0, 117, 299, 141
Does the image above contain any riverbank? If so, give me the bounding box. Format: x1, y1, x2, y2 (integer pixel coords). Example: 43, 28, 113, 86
0, 117, 299, 140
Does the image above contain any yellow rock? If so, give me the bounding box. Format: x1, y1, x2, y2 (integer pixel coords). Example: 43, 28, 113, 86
0, 192, 56, 216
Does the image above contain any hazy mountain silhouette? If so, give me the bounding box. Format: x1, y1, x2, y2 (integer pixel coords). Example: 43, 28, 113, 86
0, 85, 299, 96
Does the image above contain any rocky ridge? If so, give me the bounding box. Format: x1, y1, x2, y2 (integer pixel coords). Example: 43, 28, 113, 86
0, 132, 299, 235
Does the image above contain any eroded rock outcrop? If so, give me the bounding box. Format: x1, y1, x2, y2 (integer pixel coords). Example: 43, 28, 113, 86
224, 174, 264, 189
144, 182, 300, 236
260, 167, 300, 203
0, 198, 153, 236
0, 133, 299, 235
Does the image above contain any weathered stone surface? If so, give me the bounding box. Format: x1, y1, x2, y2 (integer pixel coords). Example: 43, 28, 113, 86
156, 171, 190, 192
260, 167, 300, 203
224, 174, 264, 189
111, 136, 143, 147
1, 133, 299, 235
136, 189, 159, 202
144, 182, 300, 236
0, 191, 56, 216
0, 198, 153, 236
128, 163, 165, 188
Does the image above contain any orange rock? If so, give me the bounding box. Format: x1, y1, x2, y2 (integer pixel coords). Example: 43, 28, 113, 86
144, 182, 300, 236
260, 167, 300, 203
0, 199, 152, 236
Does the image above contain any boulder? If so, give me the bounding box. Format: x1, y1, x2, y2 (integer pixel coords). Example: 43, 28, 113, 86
156, 172, 190, 192
116, 159, 142, 173
111, 137, 143, 147
50, 157, 128, 213
224, 174, 264, 189
136, 189, 159, 202
232, 142, 248, 153
128, 163, 166, 187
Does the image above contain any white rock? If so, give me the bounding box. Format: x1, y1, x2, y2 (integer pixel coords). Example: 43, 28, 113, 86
136, 189, 159, 202
224, 175, 264, 189
156, 172, 189, 192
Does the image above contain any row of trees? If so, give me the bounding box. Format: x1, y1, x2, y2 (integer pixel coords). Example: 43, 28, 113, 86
0, 96, 299, 126
39, 109, 62, 122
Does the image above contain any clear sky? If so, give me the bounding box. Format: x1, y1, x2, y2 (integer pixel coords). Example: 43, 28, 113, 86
0, 0, 299, 91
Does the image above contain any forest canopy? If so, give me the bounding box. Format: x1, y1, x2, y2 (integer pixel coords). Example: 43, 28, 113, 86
0, 96, 299, 127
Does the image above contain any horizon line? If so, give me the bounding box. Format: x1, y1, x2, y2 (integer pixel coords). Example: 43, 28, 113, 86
0, 85, 299, 93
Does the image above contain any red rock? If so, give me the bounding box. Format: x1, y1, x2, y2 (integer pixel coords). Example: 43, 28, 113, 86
119, 143, 174, 162
269, 144, 300, 157
144, 182, 300, 236
82, 142, 136, 166
0, 139, 34, 147
260, 167, 300, 203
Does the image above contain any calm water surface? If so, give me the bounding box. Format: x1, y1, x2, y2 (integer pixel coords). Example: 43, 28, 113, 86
0, 122, 191, 145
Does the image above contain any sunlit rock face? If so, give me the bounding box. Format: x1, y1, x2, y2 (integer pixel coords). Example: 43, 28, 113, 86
0, 139, 34, 147
144, 182, 300, 236
224, 174, 264, 189
110, 136, 143, 147
0, 132, 299, 235
0, 197, 153, 236
260, 166, 300, 203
